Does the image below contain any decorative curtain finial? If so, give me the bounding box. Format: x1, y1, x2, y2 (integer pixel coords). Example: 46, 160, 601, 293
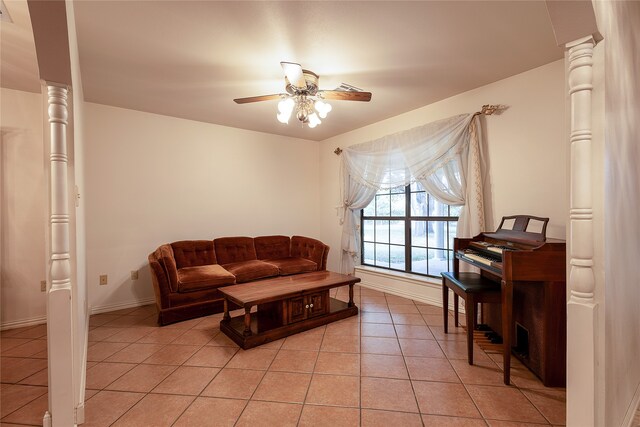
478, 104, 507, 116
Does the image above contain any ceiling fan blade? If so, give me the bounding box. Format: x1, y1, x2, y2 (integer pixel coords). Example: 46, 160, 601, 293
233, 94, 281, 104
320, 90, 372, 102
280, 61, 307, 89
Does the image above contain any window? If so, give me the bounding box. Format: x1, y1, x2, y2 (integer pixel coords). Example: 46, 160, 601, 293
361, 182, 460, 277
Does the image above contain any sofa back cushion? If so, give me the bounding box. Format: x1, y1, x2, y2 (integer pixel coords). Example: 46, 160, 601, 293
214, 237, 257, 264
171, 240, 217, 269
291, 236, 327, 269
254, 235, 291, 260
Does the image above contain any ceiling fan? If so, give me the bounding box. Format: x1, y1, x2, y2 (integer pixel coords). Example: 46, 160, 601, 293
233, 62, 372, 128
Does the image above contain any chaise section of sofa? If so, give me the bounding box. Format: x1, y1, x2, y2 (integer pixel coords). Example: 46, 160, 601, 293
148, 235, 329, 325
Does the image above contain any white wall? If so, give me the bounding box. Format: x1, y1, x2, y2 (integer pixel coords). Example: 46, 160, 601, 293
84, 103, 321, 311
319, 60, 567, 272
0, 87, 46, 328
594, 2, 640, 426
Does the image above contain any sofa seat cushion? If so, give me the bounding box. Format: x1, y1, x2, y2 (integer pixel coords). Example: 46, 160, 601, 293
263, 257, 318, 275
177, 265, 236, 293
221, 260, 280, 284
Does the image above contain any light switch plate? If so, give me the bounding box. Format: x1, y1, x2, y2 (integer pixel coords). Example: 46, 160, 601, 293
99, 275, 108, 285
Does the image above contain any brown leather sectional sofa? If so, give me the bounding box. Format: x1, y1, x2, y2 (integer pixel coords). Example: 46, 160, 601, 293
148, 235, 329, 325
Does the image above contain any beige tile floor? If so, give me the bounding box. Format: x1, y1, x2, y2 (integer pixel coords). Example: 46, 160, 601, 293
1, 285, 567, 426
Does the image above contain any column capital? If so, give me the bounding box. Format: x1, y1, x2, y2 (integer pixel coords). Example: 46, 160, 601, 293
565, 35, 597, 50
44, 81, 70, 91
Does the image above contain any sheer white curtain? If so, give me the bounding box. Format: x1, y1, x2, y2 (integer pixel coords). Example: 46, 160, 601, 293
339, 113, 485, 273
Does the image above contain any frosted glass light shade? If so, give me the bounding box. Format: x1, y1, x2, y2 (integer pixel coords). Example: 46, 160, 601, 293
315, 100, 332, 119
308, 113, 321, 128
277, 98, 295, 123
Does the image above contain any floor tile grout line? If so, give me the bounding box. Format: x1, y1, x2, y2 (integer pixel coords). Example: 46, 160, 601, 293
88, 311, 228, 427
432, 319, 491, 424
357, 292, 366, 427
392, 296, 426, 425
516, 386, 557, 425
294, 315, 329, 426
215, 328, 283, 426
0, 383, 48, 422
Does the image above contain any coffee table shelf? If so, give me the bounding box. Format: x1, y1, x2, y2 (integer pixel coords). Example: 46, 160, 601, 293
221, 298, 357, 349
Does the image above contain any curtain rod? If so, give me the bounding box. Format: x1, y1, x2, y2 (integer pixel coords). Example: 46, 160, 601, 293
334, 104, 505, 155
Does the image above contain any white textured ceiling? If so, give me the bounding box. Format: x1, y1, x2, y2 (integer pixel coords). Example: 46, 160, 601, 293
5, 1, 564, 141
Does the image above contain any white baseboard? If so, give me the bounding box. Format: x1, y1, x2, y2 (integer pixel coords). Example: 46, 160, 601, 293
75, 402, 85, 425
90, 297, 156, 315
355, 266, 466, 313
622, 381, 640, 427
0, 315, 47, 331
76, 308, 89, 425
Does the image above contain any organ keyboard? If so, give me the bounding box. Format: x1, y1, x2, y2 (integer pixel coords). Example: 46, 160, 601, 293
456, 249, 502, 273
452, 215, 566, 386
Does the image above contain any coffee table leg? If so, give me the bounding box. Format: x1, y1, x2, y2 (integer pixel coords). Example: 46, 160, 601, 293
348, 284, 355, 307
223, 299, 230, 322
243, 307, 252, 336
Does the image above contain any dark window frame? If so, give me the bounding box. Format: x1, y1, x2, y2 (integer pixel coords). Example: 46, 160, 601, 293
360, 184, 459, 278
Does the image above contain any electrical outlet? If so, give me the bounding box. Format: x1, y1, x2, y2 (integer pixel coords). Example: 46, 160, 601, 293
40, 280, 46, 292
99, 275, 108, 286
130, 270, 138, 280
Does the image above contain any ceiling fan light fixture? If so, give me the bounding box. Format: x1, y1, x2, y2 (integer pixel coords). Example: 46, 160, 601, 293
277, 97, 295, 124
234, 61, 371, 130
296, 107, 308, 123
314, 99, 332, 119
307, 113, 321, 128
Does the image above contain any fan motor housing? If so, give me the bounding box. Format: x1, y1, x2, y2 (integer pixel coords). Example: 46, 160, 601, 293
285, 69, 319, 96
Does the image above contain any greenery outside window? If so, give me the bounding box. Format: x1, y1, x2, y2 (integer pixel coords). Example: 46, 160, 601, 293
361, 182, 461, 277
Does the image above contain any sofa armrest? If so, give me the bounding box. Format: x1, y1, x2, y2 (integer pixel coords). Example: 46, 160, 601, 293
291, 236, 330, 271
149, 250, 172, 308
155, 245, 179, 292
320, 244, 329, 270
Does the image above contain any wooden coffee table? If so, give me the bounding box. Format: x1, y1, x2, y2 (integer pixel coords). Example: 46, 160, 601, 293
219, 271, 360, 349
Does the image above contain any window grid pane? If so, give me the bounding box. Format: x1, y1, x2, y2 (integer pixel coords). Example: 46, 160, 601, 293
362, 185, 458, 278
390, 220, 405, 245
363, 220, 375, 242
363, 242, 375, 265
391, 194, 406, 216
390, 245, 405, 270
375, 243, 389, 267
411, 247, 427, 274
375, 220, 390, 244
376, 194, 391, 216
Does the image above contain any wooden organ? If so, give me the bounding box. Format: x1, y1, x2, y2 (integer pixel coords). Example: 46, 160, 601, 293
454, 215, 566, 386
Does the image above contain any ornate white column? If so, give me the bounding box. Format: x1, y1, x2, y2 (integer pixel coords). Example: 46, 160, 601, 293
45, 83, 75, 427
566, 35, 598, 427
